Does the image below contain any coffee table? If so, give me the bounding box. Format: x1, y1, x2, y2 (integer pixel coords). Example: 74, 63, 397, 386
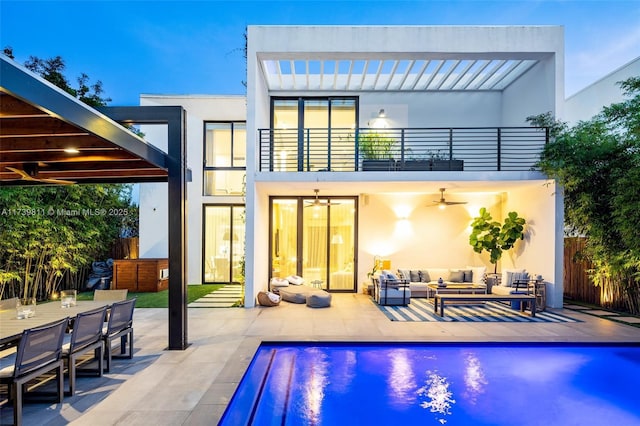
426, 283, 487, 302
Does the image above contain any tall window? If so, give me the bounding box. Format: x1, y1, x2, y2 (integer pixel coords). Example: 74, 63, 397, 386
204, 122, 246, 196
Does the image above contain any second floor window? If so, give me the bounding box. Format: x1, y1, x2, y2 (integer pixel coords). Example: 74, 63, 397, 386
204, 122, 246, 196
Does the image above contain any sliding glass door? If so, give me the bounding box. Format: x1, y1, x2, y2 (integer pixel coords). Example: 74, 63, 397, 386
203, 205, 245, 284
270, 195, 357, 292
271, 97, 357, 171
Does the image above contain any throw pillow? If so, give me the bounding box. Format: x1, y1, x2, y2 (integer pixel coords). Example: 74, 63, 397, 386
286, 275, 305, 285
410, 270, 421, 282
449, 270, 464, 282
501, 269, 525, 287
270, 277, 289, 288
419, 270, 431, 282
466, 266, 487, 284
461, 269, 473, 283
398, 269, 411, 281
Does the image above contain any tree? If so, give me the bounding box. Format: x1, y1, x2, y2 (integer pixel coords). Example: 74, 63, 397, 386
469, 208, 526, 273
3, 46, 112, 107
0, 185, 136, 300
528, 76, 640, 314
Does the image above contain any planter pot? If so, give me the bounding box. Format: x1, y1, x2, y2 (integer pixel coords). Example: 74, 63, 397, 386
431, 159, 464, 171
362, 159, 395, 171
400, 160, 430, 171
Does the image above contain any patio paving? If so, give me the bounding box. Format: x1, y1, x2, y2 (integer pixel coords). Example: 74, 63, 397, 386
4, 293, 640, 425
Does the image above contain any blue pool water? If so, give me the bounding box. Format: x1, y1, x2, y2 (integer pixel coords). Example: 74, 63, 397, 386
219, 343, 640, 426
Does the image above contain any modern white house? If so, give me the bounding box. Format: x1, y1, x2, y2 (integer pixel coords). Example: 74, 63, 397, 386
139, 25, 567, 308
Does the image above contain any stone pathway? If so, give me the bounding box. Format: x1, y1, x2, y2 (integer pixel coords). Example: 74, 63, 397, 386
564, 303, 640, 326
188, 284, 243, 308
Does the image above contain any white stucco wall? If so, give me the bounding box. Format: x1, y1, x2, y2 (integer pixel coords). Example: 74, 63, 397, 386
500, 181, 562, 308
357, 192, 501, 280
138, 95, 246, 285
564, 57, 639, 124
502, 56, 561, 125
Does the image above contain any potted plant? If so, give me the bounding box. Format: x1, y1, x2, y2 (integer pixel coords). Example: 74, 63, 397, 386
358, 132, 396, 171
429, 149, 464, 171
469, 207, 526, 273
400, 149, 431, 171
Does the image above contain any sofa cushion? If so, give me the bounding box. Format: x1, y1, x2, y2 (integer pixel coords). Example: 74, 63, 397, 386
449, 270, 464, 282
410, 270, 422, 282
461, 269, 473, 282
419, 270, 431, 283
278, 285, 319, 303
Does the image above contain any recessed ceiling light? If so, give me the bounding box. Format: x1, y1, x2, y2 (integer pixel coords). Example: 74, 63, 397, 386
64, 148, 80, 154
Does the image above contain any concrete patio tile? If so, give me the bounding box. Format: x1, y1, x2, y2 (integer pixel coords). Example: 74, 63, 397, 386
563, 304, 591, 310
615, 316, 640, 324
585, 310, 620, 316
114, 410, 190, 426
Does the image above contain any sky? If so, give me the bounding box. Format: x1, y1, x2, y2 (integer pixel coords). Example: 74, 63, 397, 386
1, 0, 639, 106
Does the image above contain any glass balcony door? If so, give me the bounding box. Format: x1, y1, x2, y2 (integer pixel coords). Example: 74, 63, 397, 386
270, 196, 357, 292
271, 98, 357, 172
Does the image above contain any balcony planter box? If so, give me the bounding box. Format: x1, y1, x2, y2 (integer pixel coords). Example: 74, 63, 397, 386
400, 160, 430, 171
431, 159, 464, 171
362, 159, 396, 171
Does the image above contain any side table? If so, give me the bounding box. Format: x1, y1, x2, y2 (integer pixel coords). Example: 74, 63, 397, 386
530, 280, 546, 312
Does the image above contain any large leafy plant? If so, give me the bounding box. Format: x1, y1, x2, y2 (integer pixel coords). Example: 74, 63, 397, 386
469, 208, 526, 273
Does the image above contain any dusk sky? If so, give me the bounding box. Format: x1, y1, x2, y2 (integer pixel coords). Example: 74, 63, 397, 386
2, 0, 639, 105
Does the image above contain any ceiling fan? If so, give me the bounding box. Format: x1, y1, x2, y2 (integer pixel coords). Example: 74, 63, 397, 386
7, 164, 75, 185
430, 188, 467, 208
304, 189, 340, 208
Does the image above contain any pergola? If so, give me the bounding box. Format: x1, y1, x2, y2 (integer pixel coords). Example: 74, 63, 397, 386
0, 56, 189, 350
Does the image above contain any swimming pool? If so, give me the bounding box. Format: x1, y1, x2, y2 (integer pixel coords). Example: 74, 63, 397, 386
220, 342, 640, 426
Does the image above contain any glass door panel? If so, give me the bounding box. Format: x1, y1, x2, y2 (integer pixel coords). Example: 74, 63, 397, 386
272, 100, 298, 171
271, 199, 298, 278
203, 205, 245, 283
304, 99, 329, 171
302, 201, 328, 284
328, 199, 355, 290
329, 99, 357, 171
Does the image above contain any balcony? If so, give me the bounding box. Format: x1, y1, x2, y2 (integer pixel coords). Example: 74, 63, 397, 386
258, 127, 548, 172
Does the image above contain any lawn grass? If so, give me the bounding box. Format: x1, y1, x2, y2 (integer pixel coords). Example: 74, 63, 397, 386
76, 284, 225, 308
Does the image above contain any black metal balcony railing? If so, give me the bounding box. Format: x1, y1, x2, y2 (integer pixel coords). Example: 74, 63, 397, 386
258, 127, 548, 172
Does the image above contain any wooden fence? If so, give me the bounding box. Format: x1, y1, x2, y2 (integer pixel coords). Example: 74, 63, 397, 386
110, 237, 139, 260
563, 237, 600, 305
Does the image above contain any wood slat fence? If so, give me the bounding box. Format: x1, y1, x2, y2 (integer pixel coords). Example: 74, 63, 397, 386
563, 237, 600, 305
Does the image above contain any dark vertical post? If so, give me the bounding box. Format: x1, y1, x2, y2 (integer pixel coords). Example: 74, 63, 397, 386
298, 98, 304, 172
449, 128, 454, 170
167, 108, 188, 350
355, 128, 360, 171
400, 128, 405, 164
100, 106, 189, 350
497, 128, 502, 171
